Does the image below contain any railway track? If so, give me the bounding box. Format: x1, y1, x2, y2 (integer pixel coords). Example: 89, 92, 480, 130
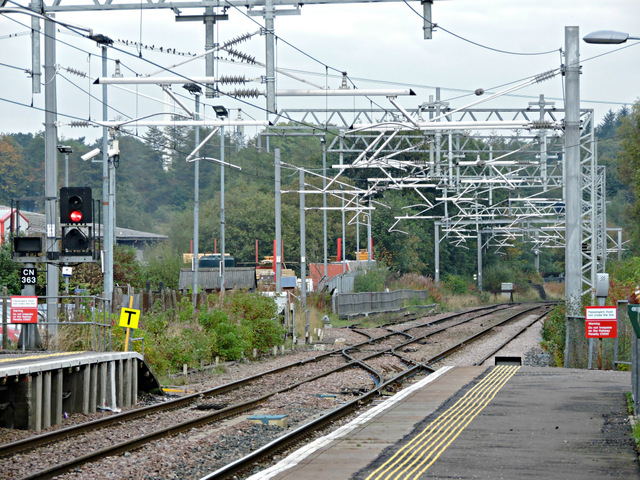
0, 303, 552, 480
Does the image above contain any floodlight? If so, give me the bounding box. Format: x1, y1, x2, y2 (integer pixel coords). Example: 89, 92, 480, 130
213, 105, 229, 118
183, 83, 202, 94
57, 145, 73, 154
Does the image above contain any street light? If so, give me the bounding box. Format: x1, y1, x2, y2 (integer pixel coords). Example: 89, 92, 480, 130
183, 84, 202, 299
583, 30, 640, 44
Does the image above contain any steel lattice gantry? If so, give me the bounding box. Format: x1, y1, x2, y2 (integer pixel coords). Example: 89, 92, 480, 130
269, 99, 607, 297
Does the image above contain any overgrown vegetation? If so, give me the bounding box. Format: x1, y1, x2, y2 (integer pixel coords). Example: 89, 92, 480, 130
540, 304, 566, 367
84, 291, 284, 376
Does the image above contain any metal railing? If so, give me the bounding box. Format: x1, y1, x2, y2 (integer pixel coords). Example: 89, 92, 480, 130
335, 289, 434, 318
319, 270, 359, 295
1, 294, 112, 352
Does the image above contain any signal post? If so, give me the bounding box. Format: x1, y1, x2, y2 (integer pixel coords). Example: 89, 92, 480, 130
12, 187, 96, 349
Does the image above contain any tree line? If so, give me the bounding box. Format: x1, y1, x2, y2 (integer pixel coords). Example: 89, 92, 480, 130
0, 102, 638, 295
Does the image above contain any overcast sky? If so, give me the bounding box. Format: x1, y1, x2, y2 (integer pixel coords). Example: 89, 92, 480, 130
0, 0, 639, 142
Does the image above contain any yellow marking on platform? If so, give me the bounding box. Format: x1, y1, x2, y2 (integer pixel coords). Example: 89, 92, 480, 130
366, 365, 520, 480
0, 351, 86, 364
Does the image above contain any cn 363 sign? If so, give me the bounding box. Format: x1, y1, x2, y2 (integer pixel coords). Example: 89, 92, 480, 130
20, 268, 37, 285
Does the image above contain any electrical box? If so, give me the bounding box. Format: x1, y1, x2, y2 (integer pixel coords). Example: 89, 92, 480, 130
595, 273, 609, 298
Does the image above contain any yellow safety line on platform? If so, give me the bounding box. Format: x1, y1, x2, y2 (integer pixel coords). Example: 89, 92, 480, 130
366, 365, 520, 480
0, 351, 86, 364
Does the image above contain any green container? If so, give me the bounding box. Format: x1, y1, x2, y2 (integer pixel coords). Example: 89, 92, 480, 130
626, 304, 640, 338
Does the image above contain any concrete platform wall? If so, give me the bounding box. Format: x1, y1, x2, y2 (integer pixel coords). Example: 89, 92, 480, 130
0, 352, 155, 431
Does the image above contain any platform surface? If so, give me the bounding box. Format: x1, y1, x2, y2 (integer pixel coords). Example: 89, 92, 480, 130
254, 366, 639, 480
0, 351, 143, 377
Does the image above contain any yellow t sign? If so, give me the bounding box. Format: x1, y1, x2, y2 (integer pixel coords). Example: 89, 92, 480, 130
119, 308, 140, 329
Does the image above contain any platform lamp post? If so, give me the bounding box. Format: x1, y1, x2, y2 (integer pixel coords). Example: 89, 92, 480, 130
583, 28, 640, 410
183, 83, 202, 300
213, 105, 228, 293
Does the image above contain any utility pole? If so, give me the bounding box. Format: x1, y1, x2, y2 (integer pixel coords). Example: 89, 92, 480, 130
564, 26, 582, 317
299, 169, 307, 342
100, 40, 113, 318
220, 126, 226, 292
322, 137, 328, 280
44, 16, 59, 341
275, 148, 282, 293
192, 91, 201, 299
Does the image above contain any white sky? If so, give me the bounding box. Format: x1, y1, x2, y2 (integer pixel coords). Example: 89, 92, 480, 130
0, 0, 639, 142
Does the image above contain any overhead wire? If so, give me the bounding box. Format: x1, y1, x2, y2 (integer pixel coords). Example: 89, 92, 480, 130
402, 0, 559, 56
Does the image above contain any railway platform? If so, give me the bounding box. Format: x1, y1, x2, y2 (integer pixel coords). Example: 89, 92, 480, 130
252, 365, 639, 480
0, 351, 161, 431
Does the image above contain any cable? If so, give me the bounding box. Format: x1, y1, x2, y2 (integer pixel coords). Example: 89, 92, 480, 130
220, 0, 388, 112
57, 72, 133, 120
581, 40, 640, 64
0, 60, 30, 72
403, 0, 559, 56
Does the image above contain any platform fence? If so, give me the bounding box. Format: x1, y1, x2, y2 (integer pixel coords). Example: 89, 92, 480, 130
1, 294, 112, 353
334, 289, 434, 318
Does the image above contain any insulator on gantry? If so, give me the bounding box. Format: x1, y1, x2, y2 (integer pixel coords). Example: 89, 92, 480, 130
222, 32, 254, 49
65, 67, 88, 78
229, 89, 262, 98
69, 121, 92, 127
218, 75, 248, 85
534, 70, 556, 83
224, 48, 256, 65
529, 121, 555, 130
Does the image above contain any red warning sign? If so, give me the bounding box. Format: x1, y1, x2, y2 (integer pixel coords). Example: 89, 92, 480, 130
10, 296, 38, 324
585, 306, 617, 339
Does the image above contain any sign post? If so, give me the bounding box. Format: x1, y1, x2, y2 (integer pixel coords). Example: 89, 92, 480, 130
11, 295, 40, 352
585, 306, 617, 370
119, 296, 140, 352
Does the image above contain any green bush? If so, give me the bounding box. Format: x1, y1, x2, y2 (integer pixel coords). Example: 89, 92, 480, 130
199, 308, 245, 360
443, 275, 468, 294
540, 304, 566, 367
354, 266, 389, 292
135, 291, 285, 372
483, 263, 516, 292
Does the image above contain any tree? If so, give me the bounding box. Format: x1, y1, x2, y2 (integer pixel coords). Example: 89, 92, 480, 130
0, 135, 28, 206
0, 242, 20, 294
615, 101, 640, 252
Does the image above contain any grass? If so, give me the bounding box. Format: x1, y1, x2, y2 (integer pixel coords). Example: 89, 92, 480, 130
626, 393, 640, 452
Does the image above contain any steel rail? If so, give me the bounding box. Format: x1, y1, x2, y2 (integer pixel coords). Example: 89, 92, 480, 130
5, 303, 537, 479
202, 303, 552, 480
472, 307, 553, 366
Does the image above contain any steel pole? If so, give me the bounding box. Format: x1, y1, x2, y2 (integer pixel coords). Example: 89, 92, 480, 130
192, 94, 200, 298
322, 138, 328, 278
275, 148, 282, 293
564, 26, 582, 317
435, 222, 440, 282
44, 17, 59, 341
356, 196, 360, 266
220, 126, 226, 293
367, 199, 372, 263
204, 7, 214, 97
30, 0, 41, 94
102, 45, 113, 316
299, 169, 306, 341
264, 0, 276, 113
477, 229, 483, 291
